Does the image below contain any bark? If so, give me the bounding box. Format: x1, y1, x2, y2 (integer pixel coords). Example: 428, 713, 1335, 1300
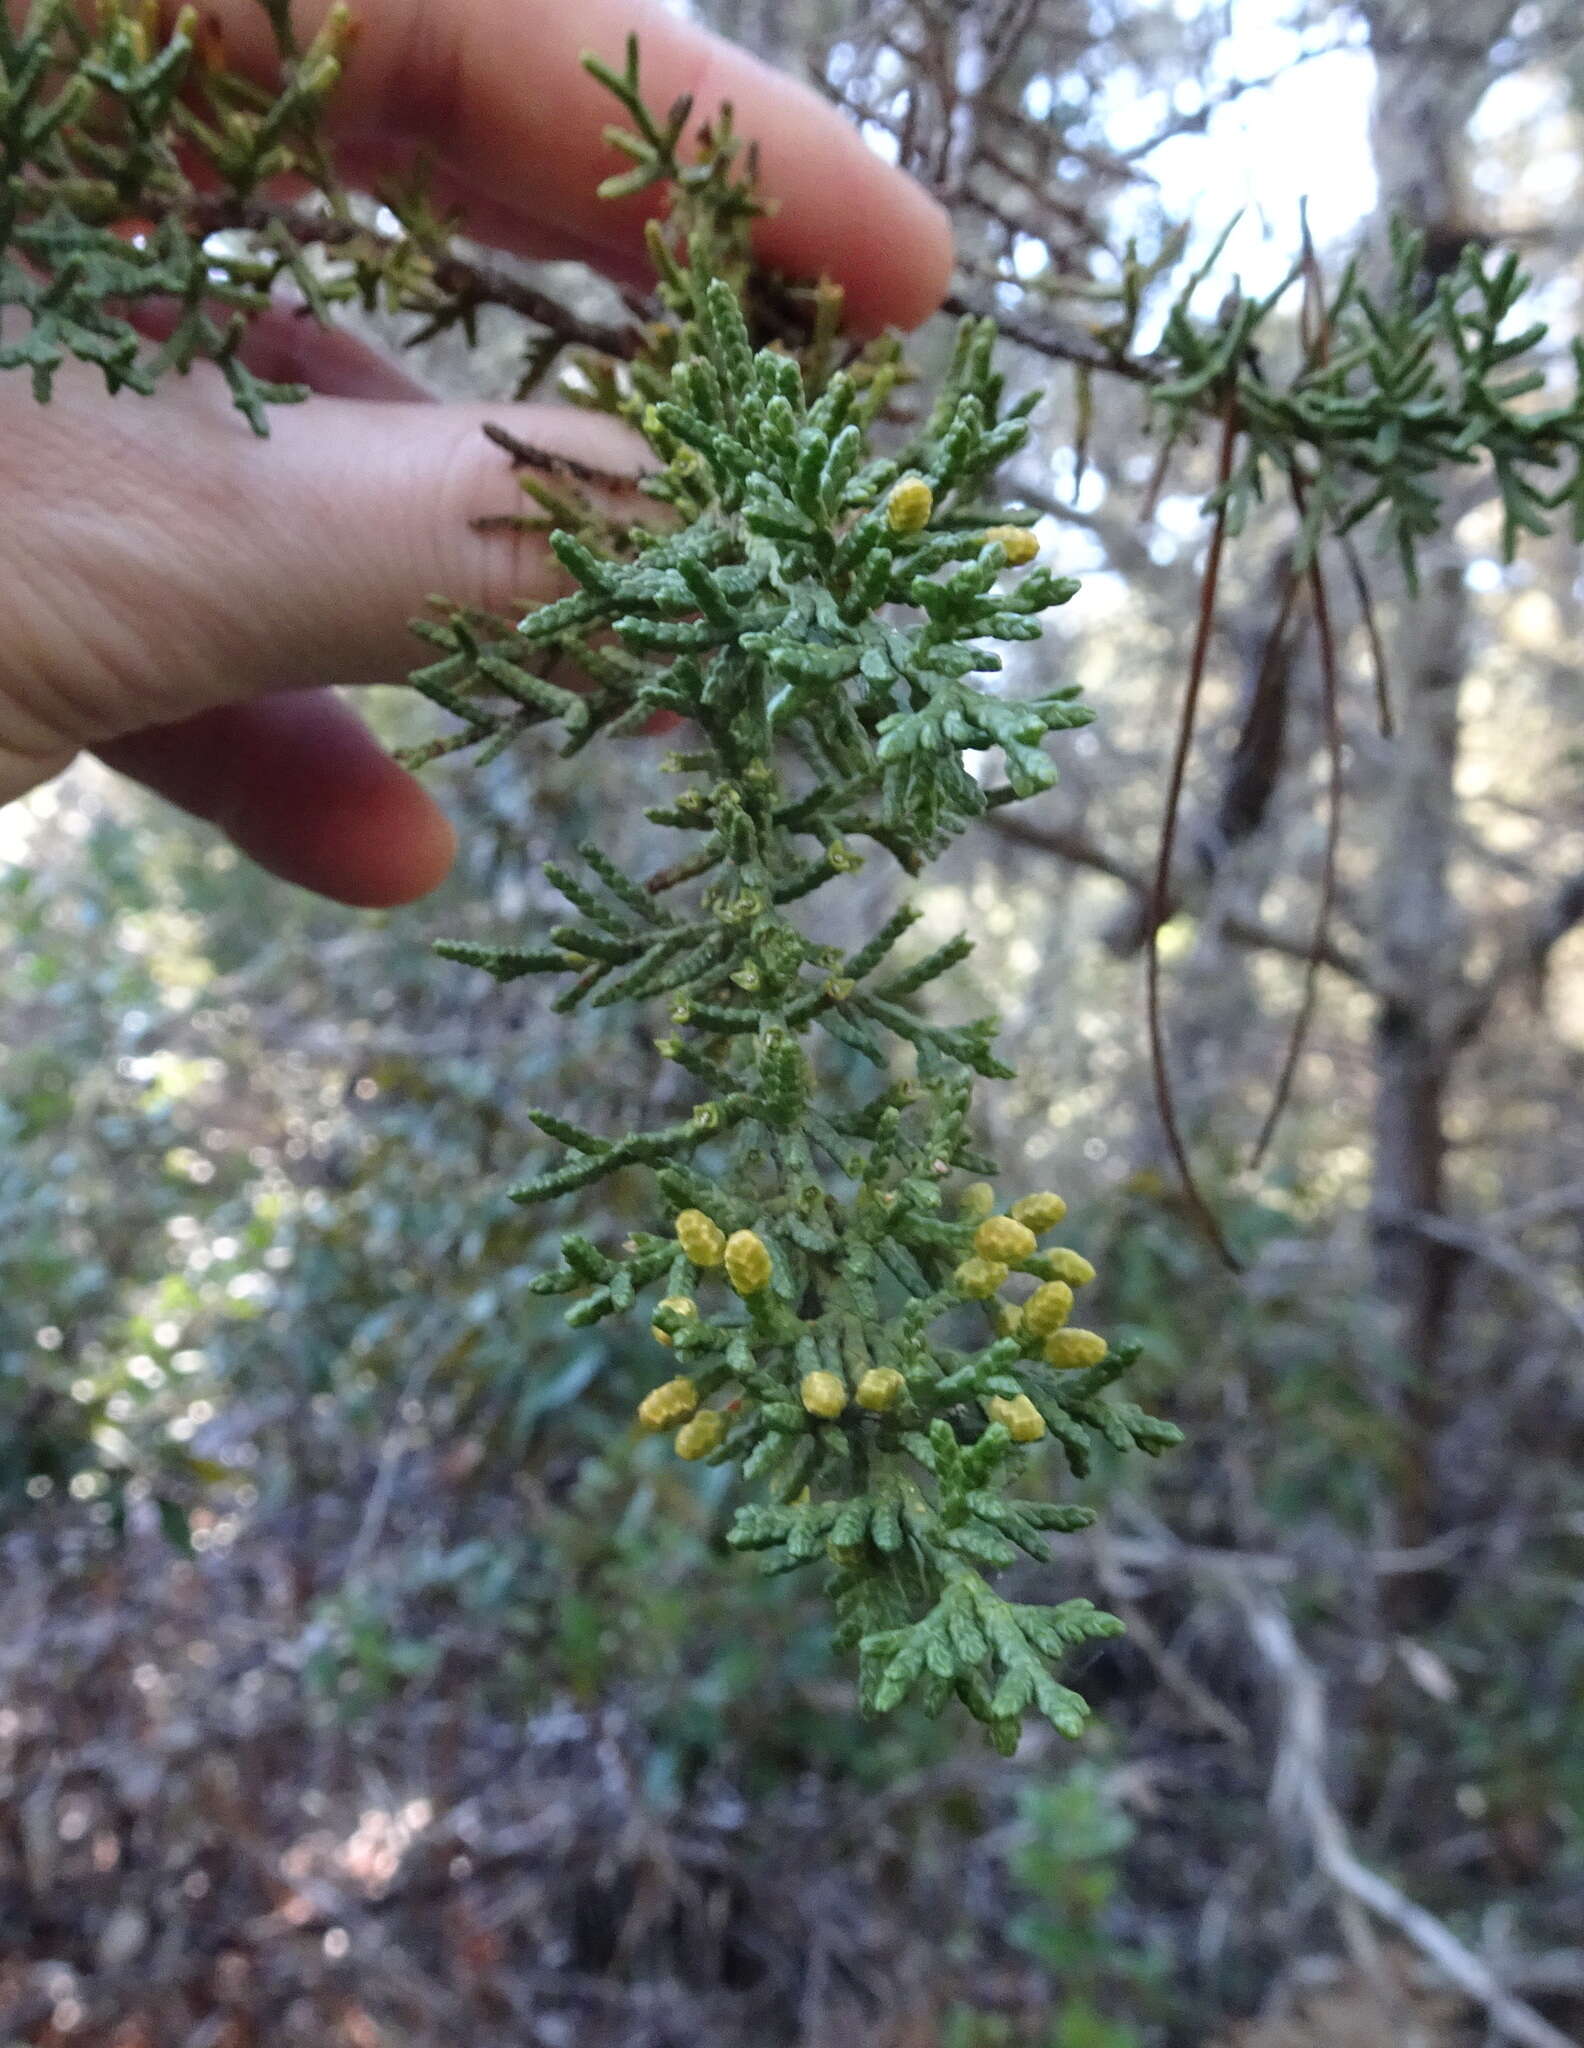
1368, 554, 1466, 1547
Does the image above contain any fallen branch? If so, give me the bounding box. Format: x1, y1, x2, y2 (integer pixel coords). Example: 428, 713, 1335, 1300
1231, 1583, 1577, 2048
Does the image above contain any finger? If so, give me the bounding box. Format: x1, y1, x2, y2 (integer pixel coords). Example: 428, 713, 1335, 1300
97, 694, 457, 907
324, 154, 652, 279
129, 299, 435, 400
177, 391, 646, 694
1, 364, 644, 755
197, 0, 955, 333
230, 307, 432, 398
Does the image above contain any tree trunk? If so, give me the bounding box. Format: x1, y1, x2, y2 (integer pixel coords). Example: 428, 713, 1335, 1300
1361, 0, 1518, 1563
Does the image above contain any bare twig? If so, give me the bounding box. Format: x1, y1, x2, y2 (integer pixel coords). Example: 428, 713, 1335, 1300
1145, 393, 1244, 1270
481, 421, 644, 493
1381, 1205, 1584, 1349
191, 198, 643, 359
1210, 553, 1302, 862
944, 288, 1162, 383
342, 1356, 437, 1584
1452, 865, 1584, 1046
1486, 1179, 1584, 1231
1338, 530, 1395, 737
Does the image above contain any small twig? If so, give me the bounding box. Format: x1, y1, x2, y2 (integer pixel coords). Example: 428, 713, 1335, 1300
1381, 1205, 1584, 1349
190, 197, 643, 358
481, 421, 644, 493
944, 286, 1162, 384
1138, 428, 1180, 526
1089, 1532, 1253, 1747
1486, 1178, 1584, 1231
1145, 391, 1243, 1270
342, 1356, 436, 1584
1451, 863, 1584, 1046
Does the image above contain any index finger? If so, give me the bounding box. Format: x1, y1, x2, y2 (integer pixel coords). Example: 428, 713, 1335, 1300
208, 0, 954, 333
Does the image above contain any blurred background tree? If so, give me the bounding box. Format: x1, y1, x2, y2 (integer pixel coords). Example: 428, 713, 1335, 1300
2, 0, 1583, 2042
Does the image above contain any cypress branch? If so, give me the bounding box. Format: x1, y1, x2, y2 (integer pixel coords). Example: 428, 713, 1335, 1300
416, 47, 1178, 1750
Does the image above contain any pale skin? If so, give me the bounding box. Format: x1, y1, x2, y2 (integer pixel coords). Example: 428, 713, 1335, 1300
0, 0, 952, 905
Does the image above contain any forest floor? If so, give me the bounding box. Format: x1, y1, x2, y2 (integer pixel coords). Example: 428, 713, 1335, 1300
0, 1507, 1549, 2048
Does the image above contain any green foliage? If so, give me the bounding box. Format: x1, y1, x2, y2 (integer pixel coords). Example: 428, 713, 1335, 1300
3, 762, 979, 1819
6, 4, 1184, 1752
1068, 217, 1584, 589
1005, 1769, 1160, 2003
0, 0, 646, 427
0, 0, 356, 426
417, 51, 1180, 1751
583, 33, 763, 260
3, 19, 1581, 2022
944, 1767, 1157, 2047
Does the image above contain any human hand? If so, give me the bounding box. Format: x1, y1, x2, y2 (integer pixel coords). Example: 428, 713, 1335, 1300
0, 0, 951, 905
